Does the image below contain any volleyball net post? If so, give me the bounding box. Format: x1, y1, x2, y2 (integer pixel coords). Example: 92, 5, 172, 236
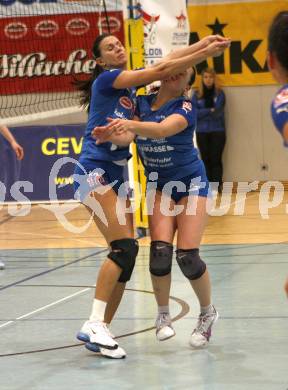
124, 12, 149, 237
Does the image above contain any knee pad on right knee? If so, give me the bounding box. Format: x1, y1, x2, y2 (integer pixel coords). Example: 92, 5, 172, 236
149, 241, 173, 276
108, 238, 139, 283
176, 248, 206, 280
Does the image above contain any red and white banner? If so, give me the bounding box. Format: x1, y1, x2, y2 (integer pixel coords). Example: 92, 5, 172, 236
122, 0, 190, 66
0, 3, 124, 95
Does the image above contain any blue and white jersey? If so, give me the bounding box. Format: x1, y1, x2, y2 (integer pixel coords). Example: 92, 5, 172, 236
271, 84, 288, 147
81, 69, 136, 161
135, 94, 200, 180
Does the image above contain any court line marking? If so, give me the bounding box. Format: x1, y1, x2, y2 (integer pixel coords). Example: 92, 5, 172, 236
0, 288, 90, 330
0, 289, 190, 357
0, 205, 32, 226
0, 248, 108, 292
0, 231, 144, 292
1, 229, 105, 247
0, 214, 14, 226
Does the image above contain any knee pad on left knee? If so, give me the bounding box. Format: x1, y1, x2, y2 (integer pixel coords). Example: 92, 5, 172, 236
149, 241, 173, 276
108, 238, 139, 283
176, 248, 206, 280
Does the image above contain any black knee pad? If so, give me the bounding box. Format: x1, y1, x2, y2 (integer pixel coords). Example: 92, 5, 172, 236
149, 241, 173, 276
176, 248, 206, 280
108, 238, 139, 282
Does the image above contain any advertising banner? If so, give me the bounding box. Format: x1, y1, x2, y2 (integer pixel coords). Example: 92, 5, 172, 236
187, 0, 287, 86
122, 0, 190, 66
0, 124, 84, 201
0, 0, 124, 94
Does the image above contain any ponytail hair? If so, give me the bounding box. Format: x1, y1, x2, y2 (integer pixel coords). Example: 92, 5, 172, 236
73, 33, 112, 111
73, 64, 104, 110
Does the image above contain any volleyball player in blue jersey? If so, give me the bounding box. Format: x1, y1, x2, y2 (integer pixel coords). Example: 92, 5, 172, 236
267, 11, 288, 296
73, 32, 231, 358
93, 67, 228, 348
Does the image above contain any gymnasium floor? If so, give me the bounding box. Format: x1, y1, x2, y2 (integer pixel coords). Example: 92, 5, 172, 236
0, 192, 287, 390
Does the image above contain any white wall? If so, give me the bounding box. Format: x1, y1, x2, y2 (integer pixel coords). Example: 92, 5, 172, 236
223, 85, 288, 181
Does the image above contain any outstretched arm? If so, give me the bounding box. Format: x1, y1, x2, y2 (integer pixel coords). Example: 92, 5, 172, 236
113, 38, 231, 89
94, 125, 135, 146
93, 115, 188, 141
164, 35, 227, 60
0, 125, 24, 160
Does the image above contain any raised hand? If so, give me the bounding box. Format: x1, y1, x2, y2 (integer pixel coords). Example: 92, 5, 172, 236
205, 38, 231, 58
92, 117, 128, 144
200, 35, 230, 47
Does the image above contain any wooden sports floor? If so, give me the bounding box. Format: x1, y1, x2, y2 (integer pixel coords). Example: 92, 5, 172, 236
0, 191, 287, 390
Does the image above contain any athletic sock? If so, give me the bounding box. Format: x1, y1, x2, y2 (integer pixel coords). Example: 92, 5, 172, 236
89, 299, 107, 322
200, 303, 214, 316
158, 305, 170, 315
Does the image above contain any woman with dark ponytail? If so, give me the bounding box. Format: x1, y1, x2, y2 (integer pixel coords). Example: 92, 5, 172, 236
73, 33, 231, 359
267, 10, 288, 297
74, 34, 111, 110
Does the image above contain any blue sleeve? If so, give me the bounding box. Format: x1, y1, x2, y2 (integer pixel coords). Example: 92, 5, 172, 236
173, 99, 195, 127
273, 104, 288, 134
191, 93, 198, 107
96, 69, 123, 93
192, 93, 211, 119
213, 91, 225, 117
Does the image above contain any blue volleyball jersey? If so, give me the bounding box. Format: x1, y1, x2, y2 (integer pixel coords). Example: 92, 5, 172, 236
271, 84, 288, 147
80, 69, 136, 161
135, 94, 200, 180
